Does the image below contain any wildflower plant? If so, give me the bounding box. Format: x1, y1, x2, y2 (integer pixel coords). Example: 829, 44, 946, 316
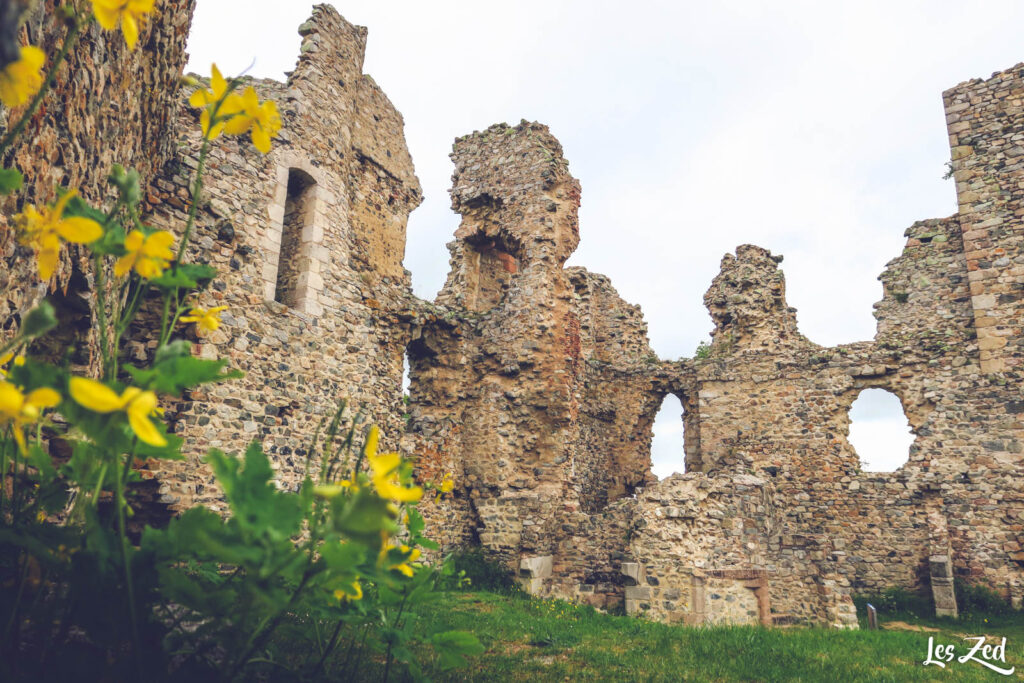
0, 5, 476, 681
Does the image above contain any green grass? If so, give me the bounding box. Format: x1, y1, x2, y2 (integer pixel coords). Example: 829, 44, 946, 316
261, 588, 1024, 681
336, 590, 1024, 682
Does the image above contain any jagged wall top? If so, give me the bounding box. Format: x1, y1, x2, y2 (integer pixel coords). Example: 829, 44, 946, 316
450, 121, 581, 264
290, 4, 420, 192
703, 245, 807, 351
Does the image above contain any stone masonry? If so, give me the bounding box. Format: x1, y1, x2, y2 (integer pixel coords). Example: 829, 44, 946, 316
1, 3, 1022, 628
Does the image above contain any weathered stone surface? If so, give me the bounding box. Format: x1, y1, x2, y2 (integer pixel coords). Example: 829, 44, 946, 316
3, 3, 1023, 630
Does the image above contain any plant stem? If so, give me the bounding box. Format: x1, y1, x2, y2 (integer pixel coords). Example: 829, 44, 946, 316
313, 619, 346, 674
0, 16, 85, 158
176, 136, 210, 264
382, 588, 411, 683
94, 254, 111, 380
10, 435, 19, 522
227, 570, 313, 681
0, 334, 23, 360
0, 432, 8, 521
114, 451, 142, 676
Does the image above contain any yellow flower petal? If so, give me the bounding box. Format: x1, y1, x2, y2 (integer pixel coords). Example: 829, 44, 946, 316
364, 426, 380, 459
128, 409, 166, 447
142, 231, 175, 259
69, 377, 125, 413
135, 257, 164, 280
92, 2, 121, 30
0, 46, 46, 108
114, 253, 136, 278
37, 243, 58, 281
391, 485, 423, 503
210, 63, 226, 98
126, 391, 165, 446
11, 425, 26, 453
26, 388, 60, 410
121, 13, 139, 50
0, 382, 24, 419
124, 230, 144, 251
189, 88, 209, 108
251, 126, 272, 154
56, 217, 103, 244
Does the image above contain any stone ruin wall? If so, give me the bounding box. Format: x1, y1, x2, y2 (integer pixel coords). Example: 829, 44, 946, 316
410, 62, 1024, 628
142, 5, 424, 509
1, 0, 196, 365
1, 2, 1022, 628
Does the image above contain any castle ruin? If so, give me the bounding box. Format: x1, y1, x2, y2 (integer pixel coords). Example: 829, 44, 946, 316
2, 3, 1023, 628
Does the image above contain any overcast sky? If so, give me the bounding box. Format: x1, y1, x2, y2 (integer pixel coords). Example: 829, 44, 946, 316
187, 1, 1023, 478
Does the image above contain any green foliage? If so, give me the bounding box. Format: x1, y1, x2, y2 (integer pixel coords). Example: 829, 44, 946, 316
0, 12, 477, 678
956, 578, 1018, 616
0, 166, 23, 193
694, 340, 712, 360
376, 589, 1024, 682
854, 586, 934, 618
448, 547, 521, 594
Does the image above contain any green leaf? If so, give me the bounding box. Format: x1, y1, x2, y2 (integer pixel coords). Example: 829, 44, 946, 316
320, 537, 366, 572
89, 222, 126, 257
0, 166, 23, 194
333, 489, 395, 544
22, 300, 57, 338
61, 192, 110, 226
429, 631, 484, 670
205, 444, 305, 541
108, 164, 141, 206
406, 507, 426, 536
27, 443, 57, 482
125, 353, 242, 396
149, 264, 217, 291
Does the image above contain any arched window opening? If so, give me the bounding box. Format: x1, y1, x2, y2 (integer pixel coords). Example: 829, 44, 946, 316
275, 168, 316, 306
651, 394, 686, 480
848, 388, 914, 472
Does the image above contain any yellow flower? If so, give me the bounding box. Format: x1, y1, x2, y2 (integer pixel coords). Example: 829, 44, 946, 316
188, 64, 242, 139
92, 0, 155, 51
69, 377, 166, 447
0, 46, 45, 108
386, 545, 421, 578
223, 86, 281, 154
0, 353, 25, 379
333, 579, 363, 602
440, 474, 454, 493
14, 191, 104, 281
115, 230, 175, 280
180, 306, 227, 333
364, 426, 422, 503
0, 381, 60, 452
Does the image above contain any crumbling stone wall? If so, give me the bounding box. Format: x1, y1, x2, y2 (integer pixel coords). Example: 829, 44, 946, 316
410, 62, 1024, 627
1, 0, 196, 358
142, 5, 423, 509
5, 0, 1023, 630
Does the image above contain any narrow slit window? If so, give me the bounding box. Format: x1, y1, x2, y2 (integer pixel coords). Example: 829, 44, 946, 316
275, 169, 316, 306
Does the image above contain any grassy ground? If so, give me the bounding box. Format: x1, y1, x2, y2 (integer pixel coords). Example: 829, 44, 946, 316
347, 590, 1024, 682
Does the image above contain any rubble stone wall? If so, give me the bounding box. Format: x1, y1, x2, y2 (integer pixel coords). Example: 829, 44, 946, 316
142, 5, 423, 510
4, 2, 1023, 629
